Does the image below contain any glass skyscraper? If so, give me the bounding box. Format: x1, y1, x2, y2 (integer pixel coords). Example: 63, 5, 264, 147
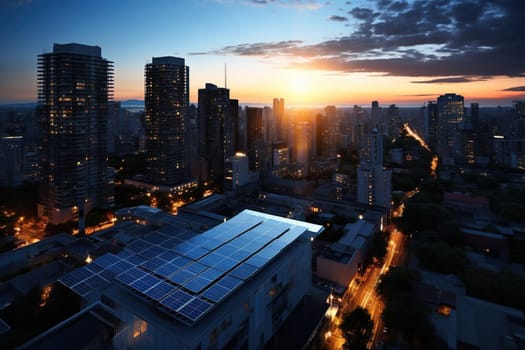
145, 56, 189, 185
37, 43, 114, 225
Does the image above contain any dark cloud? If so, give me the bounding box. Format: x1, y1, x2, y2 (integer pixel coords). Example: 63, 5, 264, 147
349, 7, 376, 20
328, 15, 348, 22
503, 86, 525, 92
196, 40, 303, 56
411, 77, 487, 84
201, 0, 525, 78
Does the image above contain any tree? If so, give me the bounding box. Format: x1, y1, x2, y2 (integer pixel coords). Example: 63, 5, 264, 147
340, 306, 374, 350
369, 231, 389, 265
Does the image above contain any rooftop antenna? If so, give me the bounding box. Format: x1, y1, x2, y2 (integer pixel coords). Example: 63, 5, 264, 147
224, 62, 227, 89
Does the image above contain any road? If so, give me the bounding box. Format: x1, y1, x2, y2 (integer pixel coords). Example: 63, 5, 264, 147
322, 229, 406, 349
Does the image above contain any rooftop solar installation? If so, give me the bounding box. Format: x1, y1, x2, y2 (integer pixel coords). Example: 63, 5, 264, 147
59, 209, 323, 325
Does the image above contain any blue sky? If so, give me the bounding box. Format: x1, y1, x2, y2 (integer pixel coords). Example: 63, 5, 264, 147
1, 0, 524, 106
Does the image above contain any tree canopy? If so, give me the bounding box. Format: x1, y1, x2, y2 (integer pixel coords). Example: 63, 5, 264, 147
340, 306, 374, 350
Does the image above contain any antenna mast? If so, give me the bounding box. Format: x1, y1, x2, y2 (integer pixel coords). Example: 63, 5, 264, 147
224, 62, 227, 89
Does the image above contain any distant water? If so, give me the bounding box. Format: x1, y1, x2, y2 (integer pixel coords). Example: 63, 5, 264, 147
119, 100, 144, 112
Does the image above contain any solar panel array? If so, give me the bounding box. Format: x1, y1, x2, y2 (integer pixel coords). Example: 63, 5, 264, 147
59, 211, 310, 326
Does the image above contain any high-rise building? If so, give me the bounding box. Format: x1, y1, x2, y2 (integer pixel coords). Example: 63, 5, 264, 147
357, 130, 391, 209
0, 136, 24, 186
357, 163, 392, 208
224, 152, 249, 191
230, 99, 240, 153
273, 98, 285, 141
425, 101, 438, 149
272, 141, 289, 167
145, 56, 189, 185
246, 107, 264, 171
362, 129, 383, 166
437, 93, 464, 161
37, 43, 114, 224
198, 83, 231, 185
315, 112, 329, 158
295, 121, 312, 177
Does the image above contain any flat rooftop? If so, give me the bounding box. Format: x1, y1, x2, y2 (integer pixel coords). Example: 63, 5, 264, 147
59, 210, 323, 326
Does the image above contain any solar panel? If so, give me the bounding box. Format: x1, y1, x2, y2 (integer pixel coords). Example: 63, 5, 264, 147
125, 239, 152, 253
171, 255, 192, 268
140, 245, 167, 259
125, 254, 147, 265
141, 256, 168, 272
277, 226, 305, 244
201, 284, 231, 303
183, 276, 212, 293
198, 252, 227, 266
184, 262, 207, 275
85, 262, 104, 273
172, 242, 197, 256
217, 274, 243, 290
214, 245, 236, 257
184, 247, 209, 260
94, 253, 122, 268
230, 263, 258, 280
116, 267, 147, 285
108, 260, 134, 275
161, 290, 193, 312
244, 254, 268, 268
213, 257, 238, 272
84, 274, 110, 290
243, 241, 264, 252
163, 237, 183, 249
229, 249, 252, 261
130, 274, 162, 293
154, 262, 180, 279
178, 298, 213, 322
144, 231, 171, 245
168, 269, 195, 285
117, 250, 133, 259
158, 250, 180, 262
200, 238, 223, 251
144, 281, 175, 301
99, 268, 116, 281
199, 267, 224, 282
71, 281, 92, 296
59, 266, 93, 287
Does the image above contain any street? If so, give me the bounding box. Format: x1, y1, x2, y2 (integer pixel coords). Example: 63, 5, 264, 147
321, 228, 406, 349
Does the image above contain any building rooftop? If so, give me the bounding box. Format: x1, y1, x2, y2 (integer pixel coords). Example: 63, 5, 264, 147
59, 209, 323, 326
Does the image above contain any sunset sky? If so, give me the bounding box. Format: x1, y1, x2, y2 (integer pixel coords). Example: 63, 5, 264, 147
1, 0, 524, 106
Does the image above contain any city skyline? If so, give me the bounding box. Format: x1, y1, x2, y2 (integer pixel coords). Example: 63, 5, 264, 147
1, 0, 525, 106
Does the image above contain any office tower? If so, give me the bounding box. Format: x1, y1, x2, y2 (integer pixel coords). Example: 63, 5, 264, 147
315, 113, 329, 158
145, 56, 189, 185
224, 152, 249, 191
295, 121, 312, 177
357, 129, 391, 208
386, 104, 400, 137
357, 163, 392, 208
246, 107, 264, 171
437, 93, 464, 161
198, 83, 231, 185
230, 99, 240, 152
324, 105, 338, 157
470, 103, 479, 130
37, 43, 114, 224
273, 98, 285, 141
371, 100, 381, 130
0, 136, 24, 186
425, 101, 438, 149
362, 129, 383, 166
272, 141, 289, 167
